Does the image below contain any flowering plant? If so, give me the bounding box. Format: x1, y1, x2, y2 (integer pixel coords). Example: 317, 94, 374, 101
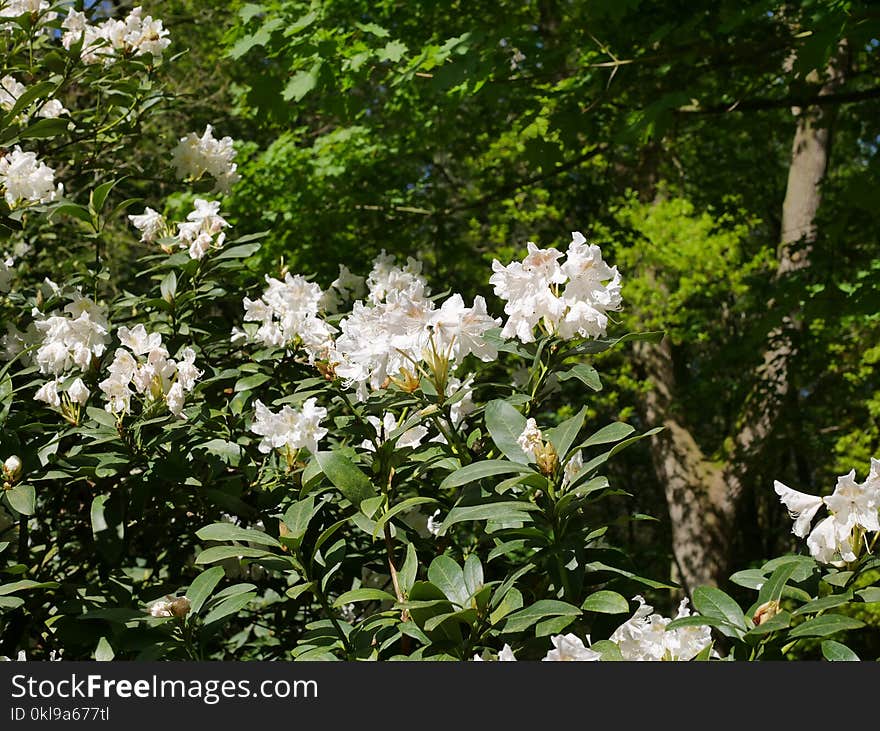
0, 3, 876, 663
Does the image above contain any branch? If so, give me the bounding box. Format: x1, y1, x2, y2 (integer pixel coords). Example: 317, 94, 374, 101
448, 144, 608, 213
677, 85, 880, 114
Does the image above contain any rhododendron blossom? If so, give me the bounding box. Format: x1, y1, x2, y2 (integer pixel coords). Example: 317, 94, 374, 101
490, 232, 622, 343
774, 459, 880, 565
0, 147, 61, 206
250, 398, 328, 456
172, 125, 240, 193
608, 596, 712, 661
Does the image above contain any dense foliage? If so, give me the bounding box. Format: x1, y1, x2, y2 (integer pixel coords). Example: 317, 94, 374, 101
0, 1, 878, 661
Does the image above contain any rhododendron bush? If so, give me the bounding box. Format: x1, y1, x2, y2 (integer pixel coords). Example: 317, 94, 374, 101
0, 3, 878, 663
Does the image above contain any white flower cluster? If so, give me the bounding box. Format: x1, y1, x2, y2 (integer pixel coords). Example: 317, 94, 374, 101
0, 75, 67, 119
237, 252, 499, 401
250, 398, 328, 456
542, 633, 601, 661
31, 295, 109, 409
33, 294, 109, 376
0, 146, 62, 207
775, 459, 880, 565
331, 252, 499, 399
490, 232, 622, 343
61, 7, 170, 66
129, 199, 229, 260
472, 644, 516, 661
608, 596, 712, 661
360, 412, 428, 452
0, 0, 55, 28
172, 125, 240, 194
241, 272, 337, 361
98, 325, 202, 419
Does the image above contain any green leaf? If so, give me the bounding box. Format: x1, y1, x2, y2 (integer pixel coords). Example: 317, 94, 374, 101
195, 546, 273, 564
18, 117, 67, 140
821, 640, 860, 661
5, 484, 35, 515
202, 592, 256, 625
0, 580, 58, 596
856, 587, 880, 603
400, 543, 418, 594
283, 64, 321, 102
372, 497, 437, 538
427, 555, 468, 606
501, 600, 581, 634
580, 422, 635, 448
484, 399, 529, 464
314, 450, 377, 505
757, 561, 800, 606
583, 561, 674, 589
692, 586, 747, 630
581, 590, 629, 614
196, 523, 280, 547
463, 553, 484, 597
591, 640, 624, 661
377, 40, 408, 62
788, 614, 865, 638
437, 502, 537, 535
90, 178, 122, 214
793, 591, 852, 616
439, 460, 533, 489
235, 373, 271, 392
558, 365, 602, 392
729, 569, 766, 590
283, 496, 316, 540
94, 637, 114, 662
665, 614, 733, 631
544, 406, 587, 459
186, 567, 225, 615
214, 242, 262, 260
333, 588, 396, 607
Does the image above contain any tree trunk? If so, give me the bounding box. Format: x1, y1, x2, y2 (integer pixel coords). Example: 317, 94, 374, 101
636, 46, 847, 594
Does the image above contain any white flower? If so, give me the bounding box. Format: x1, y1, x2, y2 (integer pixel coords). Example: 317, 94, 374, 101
147, 599, 173, 618
0, 75, 26, 111
473, 644, 517, 662
128, 207, 166, 243
497, 644, 517, 661
0, 650, 27, 662
172, 125, 239, 193
0, 147, 62, 207
608, 595, 711, 661
3, 455, 22, 481
66, 377, 90, 405
773, 480, 824, 538
823, 469, 880, 536
62, 6, 170, 65
490, 233, 622, 343
175, 347, 202, 391
361, 412, 428, 452
165, 381, 185, 418
117, 324, 162, 355
37, 98, 67, 118
542, 633, 601, 662
34, 378, 60, 407
426, 509, 442, 537
806, 515, 855, 565
250, 398, 328, 455
428, 294, 500, 363
32, 296, 110, 376
562, 450, 584, 487
516, 418, 544, 462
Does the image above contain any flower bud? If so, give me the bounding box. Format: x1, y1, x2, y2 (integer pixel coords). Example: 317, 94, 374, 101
3, 455, 22, 483
752, 599, 780, 626
535, 442, 558, 476
170, 596, 192, 619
